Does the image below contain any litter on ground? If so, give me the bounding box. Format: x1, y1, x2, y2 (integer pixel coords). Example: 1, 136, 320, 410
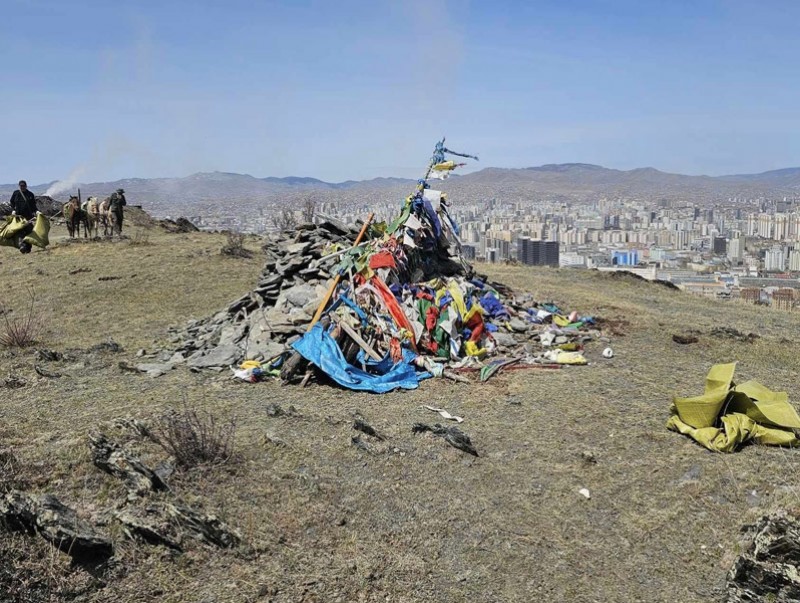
666, 362, 800, 452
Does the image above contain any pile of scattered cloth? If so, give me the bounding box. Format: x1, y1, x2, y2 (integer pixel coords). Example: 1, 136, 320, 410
280, 140, 600, 391
667, 362, 800, 452
164, 139, 604, 391
285, 272, 597, 392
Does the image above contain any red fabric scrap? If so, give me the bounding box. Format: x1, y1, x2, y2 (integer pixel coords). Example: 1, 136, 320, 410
389, 338, 403, 364
370, 275, 418, 352
465, 312, 485, 342
425, 306, 440, 332
368, 251, 397, 270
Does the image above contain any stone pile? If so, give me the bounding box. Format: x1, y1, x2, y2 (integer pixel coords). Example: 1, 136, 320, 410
0, 195, 62, 218
165, 218, 361, 369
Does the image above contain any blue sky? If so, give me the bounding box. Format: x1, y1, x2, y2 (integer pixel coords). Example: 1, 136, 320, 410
2, 0, 799, 185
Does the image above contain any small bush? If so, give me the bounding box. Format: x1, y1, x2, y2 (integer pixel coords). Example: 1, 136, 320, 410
150, 406, 237, 469
128, 229, 151, 246
0, 289, 43, 348
220, 231, 252, 258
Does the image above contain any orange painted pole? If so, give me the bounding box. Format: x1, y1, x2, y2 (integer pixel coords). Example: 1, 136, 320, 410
307, 212, 374, 331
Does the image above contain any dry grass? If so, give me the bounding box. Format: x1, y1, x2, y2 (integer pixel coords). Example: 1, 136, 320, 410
2, 220, 800, 601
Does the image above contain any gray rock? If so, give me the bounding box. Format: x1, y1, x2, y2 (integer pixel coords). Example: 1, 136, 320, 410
677, 464, 702, 485
284, 284, 319, 309
284, 241, 311, 255
136, 362, 174, 375
492, 332, 517, 347
135, 363, 175, 378
218, 324, 247, 347
508, 318, 530, 333
245, 333, 284, 361
187, 345, 240, 368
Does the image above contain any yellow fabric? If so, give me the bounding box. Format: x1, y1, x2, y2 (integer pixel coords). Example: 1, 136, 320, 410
553, 315, 571, 327
464, 340, 486, 358
0, 215, 28, 246
672, 362, 736, 428
431, 161, 458, 172
553, 350, 587, 365
666, 413, 798, 453
0, 214, 50, 249
240, 360, 261, 370
730, 381, 800, 429
24, 213, 51, 248
667, 363, 800, 452
447, 281, 468, 319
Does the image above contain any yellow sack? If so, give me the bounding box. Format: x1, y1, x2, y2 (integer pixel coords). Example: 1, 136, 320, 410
730, 381, 800, 429
666, 413, 797, 453
0, 214, 50, 249
0, 215, 29, 246
671, 362, 736, 428
667, 363, 800, 452
24, 213, 51, 249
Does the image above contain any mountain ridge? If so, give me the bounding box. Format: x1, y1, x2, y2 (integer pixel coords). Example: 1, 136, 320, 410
2, 164, 799, 207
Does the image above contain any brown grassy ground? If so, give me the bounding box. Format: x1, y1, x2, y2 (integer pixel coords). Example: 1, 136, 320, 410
2, 216, 800, 602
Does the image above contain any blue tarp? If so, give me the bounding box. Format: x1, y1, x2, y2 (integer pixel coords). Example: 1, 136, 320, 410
292, 323, 429, 393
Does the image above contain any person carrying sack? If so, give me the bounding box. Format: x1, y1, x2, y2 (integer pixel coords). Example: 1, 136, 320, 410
8, 180, 38, 253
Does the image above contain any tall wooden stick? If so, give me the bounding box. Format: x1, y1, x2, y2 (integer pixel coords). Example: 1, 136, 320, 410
307, 212, 374, 331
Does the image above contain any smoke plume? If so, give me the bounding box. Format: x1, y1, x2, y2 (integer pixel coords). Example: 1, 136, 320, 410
45, 165, 87, 197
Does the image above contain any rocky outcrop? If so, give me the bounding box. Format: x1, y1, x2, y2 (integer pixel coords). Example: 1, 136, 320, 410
727, 511, 800, 602
0, 491, 113, 561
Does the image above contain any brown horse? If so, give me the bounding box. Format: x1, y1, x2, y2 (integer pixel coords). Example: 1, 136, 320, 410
63, 196, 88, 238
85, 196, 111, 237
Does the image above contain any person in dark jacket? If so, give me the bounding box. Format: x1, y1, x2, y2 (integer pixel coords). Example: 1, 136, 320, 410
107, 188, 127, 236
8, 180, 38, 253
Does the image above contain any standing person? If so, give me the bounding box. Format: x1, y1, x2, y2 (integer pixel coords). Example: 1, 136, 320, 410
107, 188, 127, 236
8, 180, 38, 253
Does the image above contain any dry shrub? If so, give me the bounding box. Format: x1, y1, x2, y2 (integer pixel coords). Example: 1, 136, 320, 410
220, 231, 252, 258
128, 229, 151, 246
150, 406, 237, 469
0, 288, 43, 348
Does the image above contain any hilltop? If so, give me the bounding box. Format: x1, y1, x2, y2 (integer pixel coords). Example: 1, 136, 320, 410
1, 214, 800, 601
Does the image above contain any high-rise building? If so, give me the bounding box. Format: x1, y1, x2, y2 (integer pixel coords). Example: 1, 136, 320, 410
728, 237, 743, 262
518, 237, 559, 267
764, 246, 785, 272
611, 249, 639, 266
788, 249, 800, 272
712, 237, 727, 255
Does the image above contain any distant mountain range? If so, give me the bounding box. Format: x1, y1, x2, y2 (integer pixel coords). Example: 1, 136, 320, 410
2, 164, 799, 210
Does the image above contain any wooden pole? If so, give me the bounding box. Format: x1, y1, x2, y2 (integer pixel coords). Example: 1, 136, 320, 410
332, 315, 382, 361
307, 212, 374, 331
